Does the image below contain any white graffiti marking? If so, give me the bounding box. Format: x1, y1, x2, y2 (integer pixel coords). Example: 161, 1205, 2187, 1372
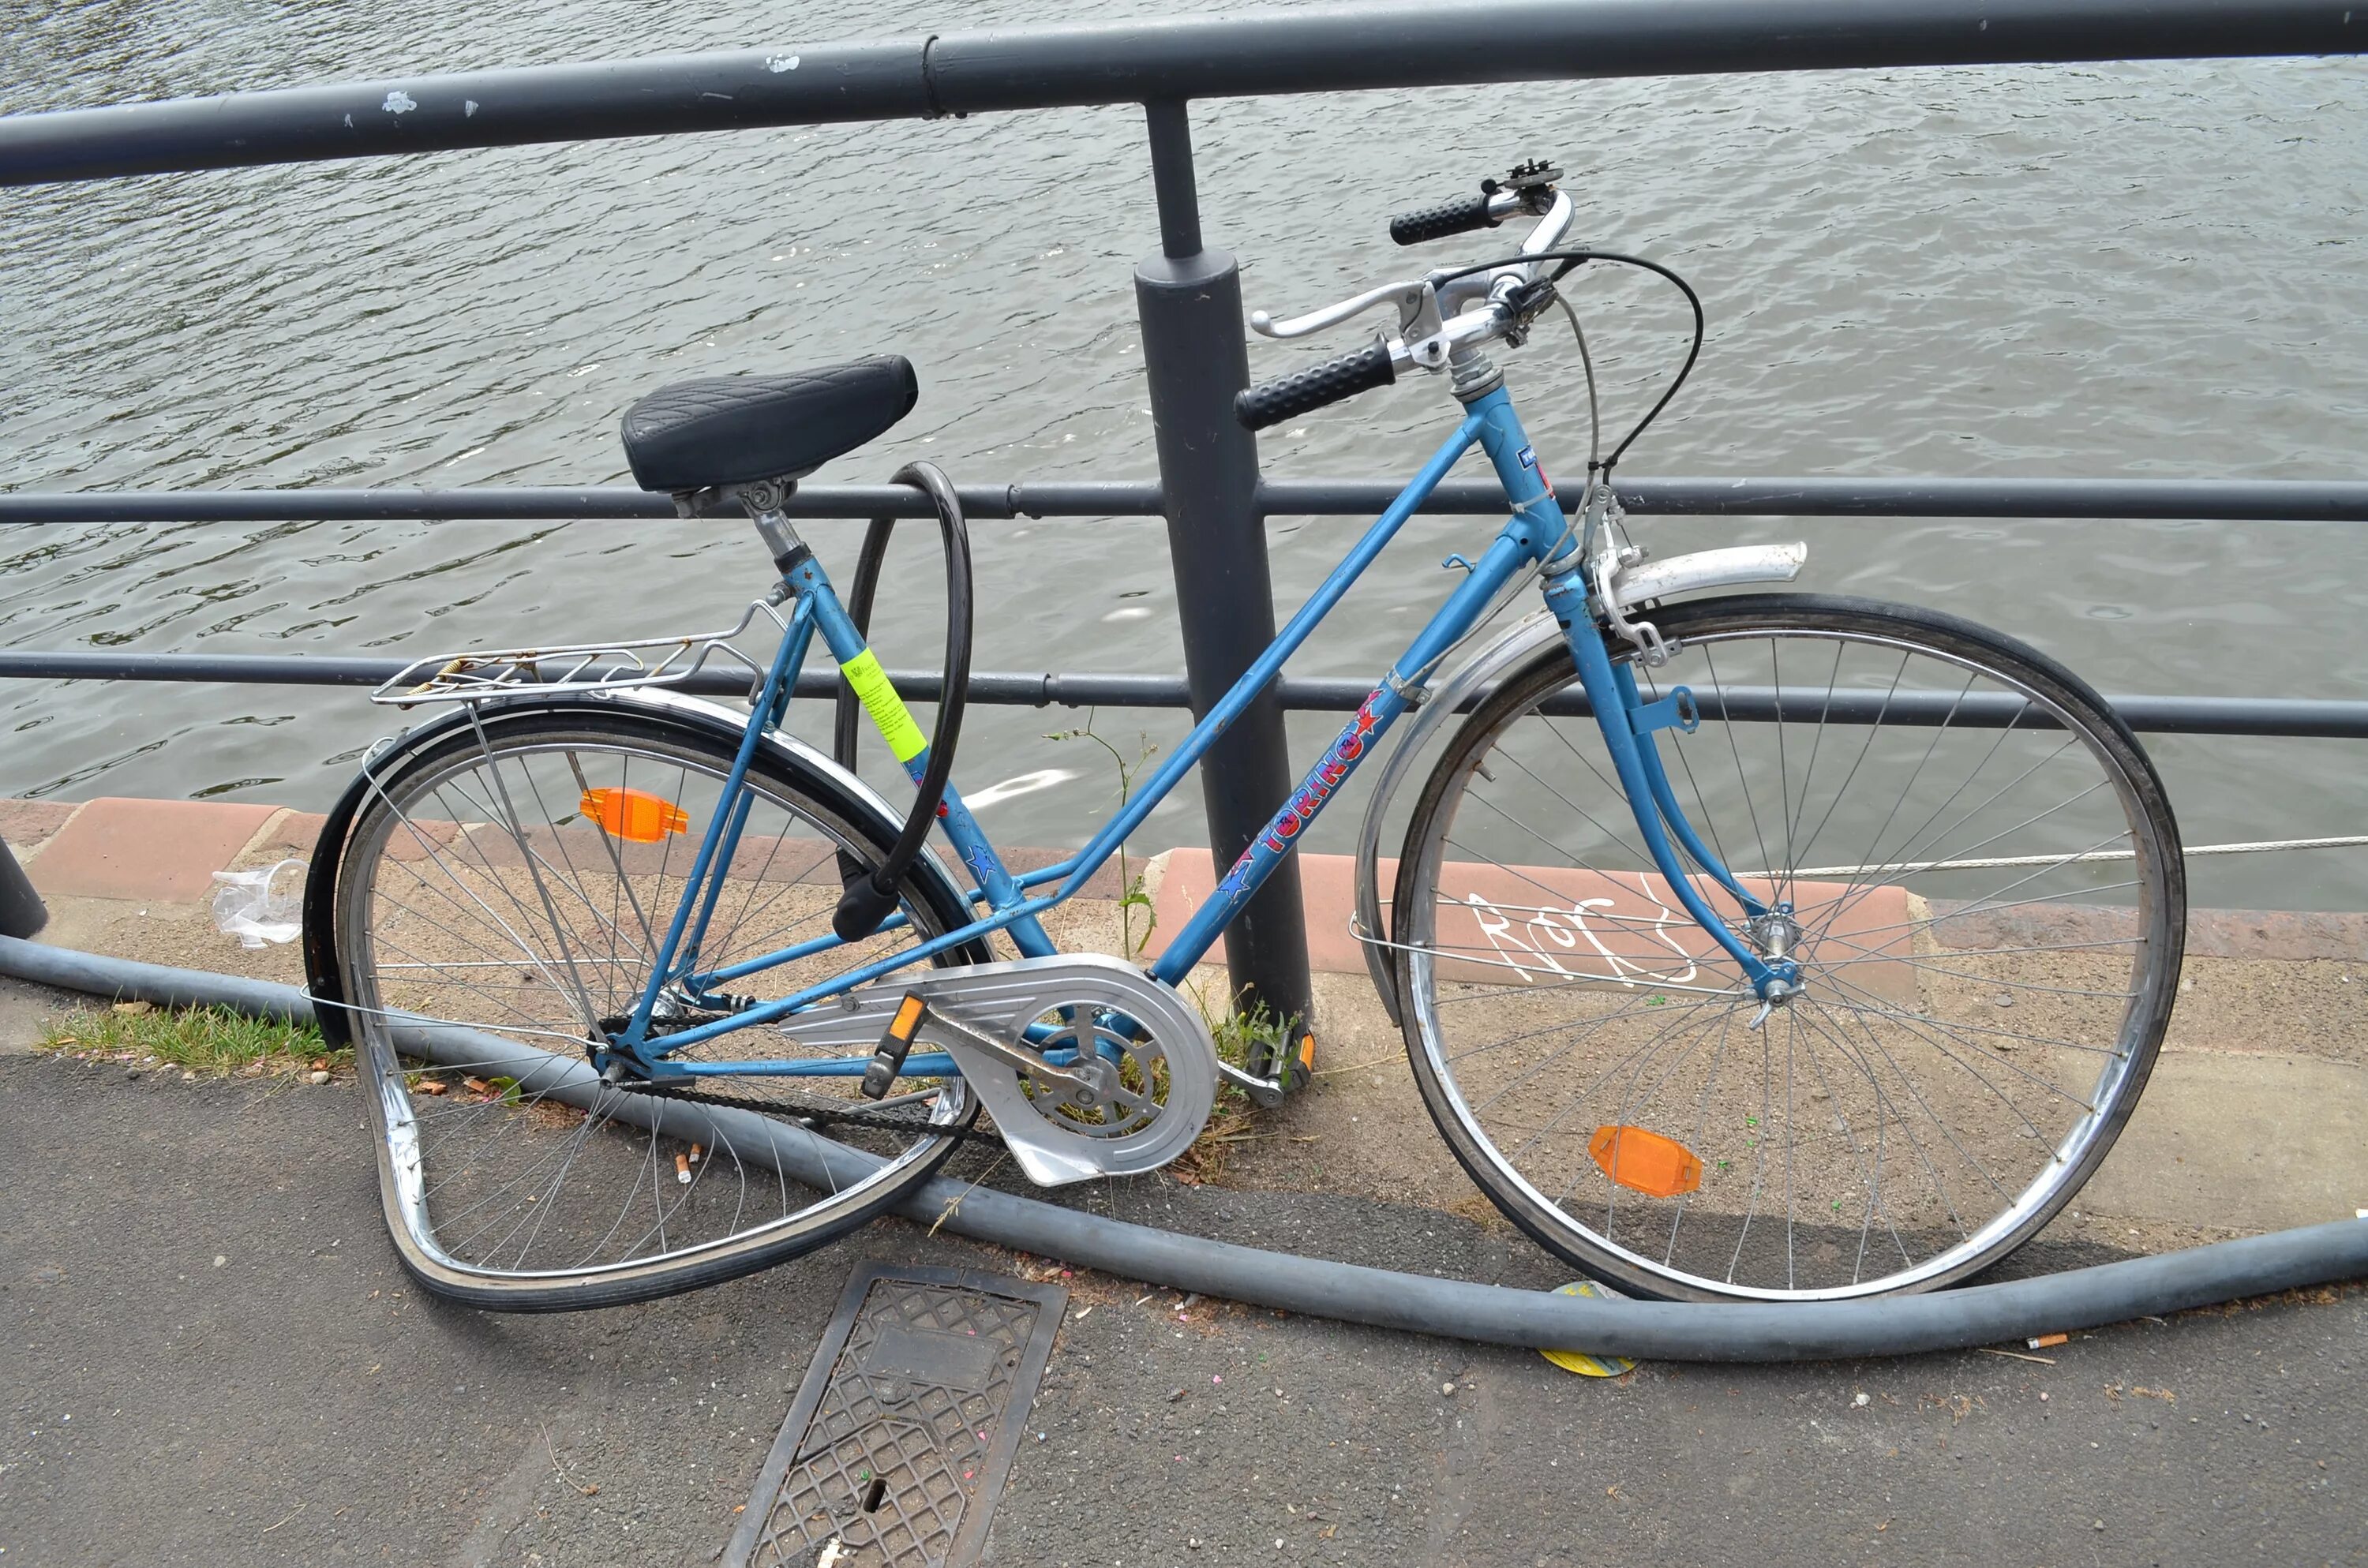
1460, 874, 1701, 987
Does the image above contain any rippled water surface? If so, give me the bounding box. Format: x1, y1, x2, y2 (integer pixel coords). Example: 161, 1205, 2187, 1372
6, 2, 2367, 909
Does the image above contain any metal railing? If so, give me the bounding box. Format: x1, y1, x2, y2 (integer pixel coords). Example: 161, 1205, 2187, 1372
4, 0, 2364, 1020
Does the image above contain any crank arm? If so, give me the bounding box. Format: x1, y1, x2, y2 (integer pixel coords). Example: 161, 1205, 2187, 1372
920, 1005, 1100, 1095
1220, 1021, 1317, 1110
1218, 1059, 1287, 1109
775, 952, 1223, 1187
775, 957, 1119, 1094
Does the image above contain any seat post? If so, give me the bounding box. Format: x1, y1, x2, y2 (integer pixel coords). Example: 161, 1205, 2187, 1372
733, 477, 809, 581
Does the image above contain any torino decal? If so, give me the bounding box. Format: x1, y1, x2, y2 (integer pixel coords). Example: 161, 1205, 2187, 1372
1215, 687, 1392, 897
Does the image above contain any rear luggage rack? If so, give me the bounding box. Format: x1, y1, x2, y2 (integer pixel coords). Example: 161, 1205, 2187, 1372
372, 598, 786, 707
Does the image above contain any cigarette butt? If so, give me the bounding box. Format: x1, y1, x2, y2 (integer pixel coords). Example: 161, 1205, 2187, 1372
463, 1076, 492, 1094
689, 1143, 703, 1166
2028, 1333, 2069, 1349
416, 1080, 448, 1096
676, 1153, 692, 1184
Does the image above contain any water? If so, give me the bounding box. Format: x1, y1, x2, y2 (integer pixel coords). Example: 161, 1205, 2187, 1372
6, 1, 2368, 911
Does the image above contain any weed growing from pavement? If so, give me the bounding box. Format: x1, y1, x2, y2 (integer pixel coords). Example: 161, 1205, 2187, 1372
1205, 996, 1289, 1080
1043, 709, 1160, 957
41, 1004, 345, 1078
1003, 713, 1305, 1184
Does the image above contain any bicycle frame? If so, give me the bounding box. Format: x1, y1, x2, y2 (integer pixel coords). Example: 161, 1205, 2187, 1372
609, 380, 1785, 1080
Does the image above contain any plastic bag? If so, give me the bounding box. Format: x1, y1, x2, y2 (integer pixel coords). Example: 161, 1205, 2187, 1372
211, 858, 305, 949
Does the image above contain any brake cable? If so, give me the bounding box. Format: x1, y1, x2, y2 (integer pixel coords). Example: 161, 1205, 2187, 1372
1426, 247, 1707, 475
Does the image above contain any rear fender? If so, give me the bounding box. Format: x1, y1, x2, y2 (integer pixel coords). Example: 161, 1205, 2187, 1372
300, 690, 974, 1044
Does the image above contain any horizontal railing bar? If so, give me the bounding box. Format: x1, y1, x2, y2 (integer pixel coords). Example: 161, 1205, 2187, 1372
1284, 477, 2368, 523
1, 2, 2356, 186
0, 483, 1159, 525
3, 650, 2364, 739
0, 651, 1189, 709
8, 476, 2368, 526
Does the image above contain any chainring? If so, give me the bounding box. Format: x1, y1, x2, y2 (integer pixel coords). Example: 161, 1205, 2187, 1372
935, 961, 1218, 1186
1014, 1005, 1184, 1142
770, 953, 1220, 1187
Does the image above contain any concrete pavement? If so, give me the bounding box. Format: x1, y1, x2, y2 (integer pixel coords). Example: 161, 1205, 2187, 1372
2, 992, 2364, 1567
3, 789, 2367, 1565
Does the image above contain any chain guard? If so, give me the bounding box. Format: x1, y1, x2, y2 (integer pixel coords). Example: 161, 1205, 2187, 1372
779, 953, 1219, 1187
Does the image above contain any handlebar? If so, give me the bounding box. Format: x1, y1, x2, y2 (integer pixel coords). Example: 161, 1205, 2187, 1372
1389, 159, 1562, 247
1388, 192, 1501, 246
1238, 158, 1576, 431
1235, 334, 1400, 431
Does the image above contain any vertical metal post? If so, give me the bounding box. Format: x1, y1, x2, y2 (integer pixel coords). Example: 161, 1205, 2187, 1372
1133, 98, 1313, 1031
0, 834, 47, 941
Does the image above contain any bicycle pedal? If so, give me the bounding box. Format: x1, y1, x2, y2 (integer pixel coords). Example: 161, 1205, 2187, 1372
1244, 1027, 1318, 1099
1281, 1028, 1317, 1095
861, 992, 928, 1100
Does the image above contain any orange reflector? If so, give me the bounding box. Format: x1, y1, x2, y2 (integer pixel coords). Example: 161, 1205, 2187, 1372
579, 787, 689, 844
1590, 1125, 1703, 1199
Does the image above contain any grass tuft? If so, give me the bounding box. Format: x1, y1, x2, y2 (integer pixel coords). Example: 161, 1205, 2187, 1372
42, 1004, 343, 1079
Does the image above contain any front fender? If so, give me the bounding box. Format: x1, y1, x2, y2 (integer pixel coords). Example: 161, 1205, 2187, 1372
1352, 610, 1572, 1025
1351, 538, 1812, 1023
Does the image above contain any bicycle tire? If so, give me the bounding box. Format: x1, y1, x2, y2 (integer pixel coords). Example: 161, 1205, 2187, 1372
313, 697, 989, 1311
1392, 594, 2184, 1301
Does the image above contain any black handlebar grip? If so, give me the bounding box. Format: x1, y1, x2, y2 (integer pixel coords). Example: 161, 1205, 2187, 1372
1388, 192, 1499, 246
1235, 335, 1398, 432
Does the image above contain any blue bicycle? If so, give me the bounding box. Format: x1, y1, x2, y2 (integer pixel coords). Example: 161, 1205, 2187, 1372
306, 163, 2183, 1308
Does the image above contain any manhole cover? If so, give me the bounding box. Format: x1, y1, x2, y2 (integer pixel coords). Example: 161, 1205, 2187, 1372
722, 1262, 1066, 1568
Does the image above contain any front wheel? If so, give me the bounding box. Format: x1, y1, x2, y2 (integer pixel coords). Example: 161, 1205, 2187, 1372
1392, 594, 2184, 1301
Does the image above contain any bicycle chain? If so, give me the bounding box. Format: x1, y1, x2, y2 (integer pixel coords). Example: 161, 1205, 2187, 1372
608, 1076, 999, 1145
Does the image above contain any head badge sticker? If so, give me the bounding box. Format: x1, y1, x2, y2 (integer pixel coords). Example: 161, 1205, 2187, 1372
1517, 443, 1555, 499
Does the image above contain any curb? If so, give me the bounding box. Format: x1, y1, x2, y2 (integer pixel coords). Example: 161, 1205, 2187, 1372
6, 795, 2367, 967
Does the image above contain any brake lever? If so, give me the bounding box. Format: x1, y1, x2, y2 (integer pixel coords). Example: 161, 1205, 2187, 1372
1250, 279, 1441, 342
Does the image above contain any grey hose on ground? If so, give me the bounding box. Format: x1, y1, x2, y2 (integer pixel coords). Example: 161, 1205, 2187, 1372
6, 934, 2362, 1361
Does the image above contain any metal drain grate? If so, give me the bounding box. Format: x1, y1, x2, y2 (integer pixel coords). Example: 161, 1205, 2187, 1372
723, 1262, 1066, 1568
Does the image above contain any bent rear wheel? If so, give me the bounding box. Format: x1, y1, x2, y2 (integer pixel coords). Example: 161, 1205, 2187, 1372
1392, 594, 2183, 1301
321, 701, 985, 1310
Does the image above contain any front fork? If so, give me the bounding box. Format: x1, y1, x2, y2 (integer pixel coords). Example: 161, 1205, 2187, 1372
1538, 565, 1797, 1002
1463, 387, 1793, 1005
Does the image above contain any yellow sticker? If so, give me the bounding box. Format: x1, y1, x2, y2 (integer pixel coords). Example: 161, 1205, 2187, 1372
840, 649, 928, 764
1538, 1279, 1639, 1378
